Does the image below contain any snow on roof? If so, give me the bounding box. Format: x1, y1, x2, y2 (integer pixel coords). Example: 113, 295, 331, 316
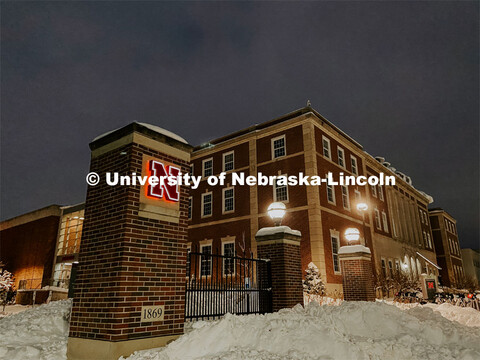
338, 244, 371, 255
255, 226, 301, 237
92, 122, 188, 144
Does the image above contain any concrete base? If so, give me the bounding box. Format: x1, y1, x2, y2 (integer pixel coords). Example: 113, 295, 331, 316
67, 334, 180, 360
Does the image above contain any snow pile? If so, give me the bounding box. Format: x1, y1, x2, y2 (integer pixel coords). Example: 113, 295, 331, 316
390, 301, 480, 328
124, 301, 480, 360
0, 300, 71, 360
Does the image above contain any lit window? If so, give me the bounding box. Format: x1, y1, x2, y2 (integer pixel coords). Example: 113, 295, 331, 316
202, 192, 212, 217
200, 244, 212, 276
327, 184, 335, 204
381, 211, 389, 232
203, 158, 213, 177
223, 188, 234, 213
371, 184, 377, 197
223, 151, 234, 172
422, 231, 427, 246
272, 136, 286, 159
426, 233, 432, 249
419, 209, 424, 224
351, 156, 358, 176
322, 136, 331, 159
378, 185, 384, 201
337, 147, 345, 168
274, 177, 288, 202
374, 209, 381, 230
223, 242, 235, 275
331, 235, 340, 273
341, 185, 350, 210
394, 259, 400, 273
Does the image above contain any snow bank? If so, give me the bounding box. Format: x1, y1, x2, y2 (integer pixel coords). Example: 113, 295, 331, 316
124, 301, 480, 360
255, 226, 301, 237
93, 122, 188, 144
390, 301, 480, 328
0, 300, 71, 360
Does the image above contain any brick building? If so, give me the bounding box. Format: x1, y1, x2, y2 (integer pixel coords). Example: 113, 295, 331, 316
429, 208, 465, 287
188, 106, 439, 294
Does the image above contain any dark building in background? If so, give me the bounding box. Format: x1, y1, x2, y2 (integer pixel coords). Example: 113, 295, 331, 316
461, 248, 480, 286
429, 208, 465, 287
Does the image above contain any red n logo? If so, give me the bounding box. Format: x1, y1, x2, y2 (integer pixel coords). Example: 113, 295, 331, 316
147, 160, 180, 202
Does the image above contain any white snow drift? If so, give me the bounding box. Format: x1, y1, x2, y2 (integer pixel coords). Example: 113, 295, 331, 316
0, 300, 71, 360
125, 301, 480, 360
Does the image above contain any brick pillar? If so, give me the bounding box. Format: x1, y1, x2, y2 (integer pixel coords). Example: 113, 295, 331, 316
339, 245, 375, 301
255, 226, 303, 312
67, 123, 192, 360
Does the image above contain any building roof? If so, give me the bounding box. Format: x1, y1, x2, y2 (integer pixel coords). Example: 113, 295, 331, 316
0, 204, 62, 231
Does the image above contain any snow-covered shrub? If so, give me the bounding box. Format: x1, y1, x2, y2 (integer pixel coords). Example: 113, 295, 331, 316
303, 262, 325, 296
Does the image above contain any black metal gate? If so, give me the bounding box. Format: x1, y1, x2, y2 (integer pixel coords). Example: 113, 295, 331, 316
185, 252, 272, 320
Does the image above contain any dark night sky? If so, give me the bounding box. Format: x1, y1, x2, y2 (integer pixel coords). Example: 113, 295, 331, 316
1, 2, 478, 249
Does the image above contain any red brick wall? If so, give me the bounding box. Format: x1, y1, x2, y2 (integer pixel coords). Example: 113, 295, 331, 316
69, 141, 189, 342
257, 241, 303, 311
340, 256, 375, 301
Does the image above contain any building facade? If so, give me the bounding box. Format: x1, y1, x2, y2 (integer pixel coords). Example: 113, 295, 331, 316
461, 248, 480, 286
188, 107, 439, 294
429, 208, 464, 287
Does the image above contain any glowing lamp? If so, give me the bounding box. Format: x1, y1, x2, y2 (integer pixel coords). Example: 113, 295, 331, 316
357, 202, 368, 212
267, 202, 286, 226
345, 227, 360, 243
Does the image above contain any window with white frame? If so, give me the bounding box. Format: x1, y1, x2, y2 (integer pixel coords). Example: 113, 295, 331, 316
272, 135, 286, 159
200, 244, 212, 276
381, 211, 389, 232
202, 158, 213, 177
426, 233, 432, 249
392, 218, 398, 237
222, 241, 235, 275
388, 260, 394, 278
337, 147, 345, 168
223, 187, 234, 213
371, 184, 377, 197
202, 192, 212, 217
322, 136, 331, 159
274, 177, 288, 202
331, 234, 340, 273
381, 258, 387, 278
378, 185, 384, 201
394, 259, 400, 274
350, 156, 358, 175
223, 151, 234, 172
374, 209, 381, 230
419, 209, 424, 224
188, 197, 192, 219
423, 212, 428, 224
341, 185, 350, 210
422, 230, 427, 245
327, 184, 335, 204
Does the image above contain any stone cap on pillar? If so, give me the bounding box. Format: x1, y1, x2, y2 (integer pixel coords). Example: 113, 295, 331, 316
255, 226, 302, 245
338, 244, 371, 260
90, 122, 193, 153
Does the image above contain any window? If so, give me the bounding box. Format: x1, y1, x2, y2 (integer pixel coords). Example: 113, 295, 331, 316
202, 158, 213, 177
190, 164, 194, 176
381, 211, 389, 232
392, 218, 398, 237
322, 136, 331, 159
423, 212, 428, 224
223, 187, 234, 213
337, 147, 345, 168
223, 151, 234, 172
422, 231, 427, 246
350, 156, 358, 176
200, 244, 212, 276
394, 259, 400, 273
222, 242, 235, 275
327, 184, 335, 204
341, 185, 350, 210
381, 259, 387, 278
272, 135, 286, 159
388, 260, 394, 278
378, 185, 384, 201
374, 209, 381, 230
274, 177, 288, 202
371, 184, 377, 197
426, 233, 432, 249
188, 197, 192, 219
201, 192, 212, 217
419, 210, 424, 224
331, 235, 340, 273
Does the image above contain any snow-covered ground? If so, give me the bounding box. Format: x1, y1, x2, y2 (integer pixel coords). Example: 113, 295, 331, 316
0, 300, 71, 360
1, 299, 479, 360
0, 304, 32, 318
